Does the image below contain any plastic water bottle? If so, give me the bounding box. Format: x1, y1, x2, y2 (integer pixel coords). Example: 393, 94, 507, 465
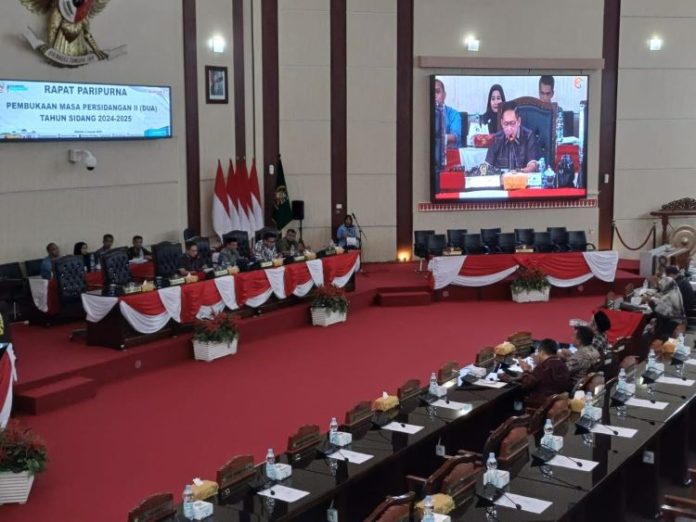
582, 391, 593, 417
182, 484, 194, 520
538, 157, 546, 173
486, 452, 497, 472
265, 448, 276, 480
422, 495, 435, 522
89, 254, 96, 272
544, 418, 554, 438
617, 369, 628, 418
429, 372, 438, 394
643, 278, 649, 290
647, 348, 656, 370
556, 110, 564, 143
329, 417, 339, 444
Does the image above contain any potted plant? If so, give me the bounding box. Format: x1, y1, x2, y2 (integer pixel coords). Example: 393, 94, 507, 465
511, 267, 551, 303
311, 286, 348, 326
0, 421, 48, 504
192, 311, 240, 361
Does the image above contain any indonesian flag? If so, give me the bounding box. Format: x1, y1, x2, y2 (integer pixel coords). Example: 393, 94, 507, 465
0, 344, 17, 429
226, 160, 241, 231
238, 159, 255, 238
249, 159, 264, 232
212, 160, 232, 240
235, 159, 252, 237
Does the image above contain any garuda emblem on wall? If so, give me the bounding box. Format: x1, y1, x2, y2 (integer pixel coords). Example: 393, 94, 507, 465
20, 0, 126, 67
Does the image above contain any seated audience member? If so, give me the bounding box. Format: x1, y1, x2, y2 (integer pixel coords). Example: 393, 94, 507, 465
480, 84, 505, 135
666, 265, 695, 313
484, 101, 539, 173
277, 229, 300, 256
94, 233, 114, 261
218, 236, 242, 268
40, 242, 61, 279
73, 241, 90, 270
127, 235, 152, 261
254, 232, 278, 262
559, 326, 600, 387
433, 79, 462, 148
511, 338, 571, 406
336, 215, 359, 249
178, 240, 205, 275
644, 274, 685, 321
591, 310, 612, 357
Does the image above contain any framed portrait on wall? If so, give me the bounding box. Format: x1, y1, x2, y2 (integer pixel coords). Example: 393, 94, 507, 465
205, 65, 228, 104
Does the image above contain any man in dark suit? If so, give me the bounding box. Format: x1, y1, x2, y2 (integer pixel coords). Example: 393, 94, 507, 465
127, 235, 152, 261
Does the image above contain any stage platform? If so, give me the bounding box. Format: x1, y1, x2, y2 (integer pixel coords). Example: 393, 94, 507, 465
10, 260, 641, 413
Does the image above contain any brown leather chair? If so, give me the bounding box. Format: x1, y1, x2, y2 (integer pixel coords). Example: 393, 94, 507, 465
527, 393, 570, 434
508, 331, 534, 357
128, 492, 177, 522
285, 424, 321, 467
572, 372, 605, 399
363, 491, 415, 522
466, 415, 531, 477
663, 469, 696, 521
437, 361, 459, 385
406, 454, 481, 507
476, 346, 496, 372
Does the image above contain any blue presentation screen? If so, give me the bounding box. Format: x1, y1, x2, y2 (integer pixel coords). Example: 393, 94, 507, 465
0, 79, 172, 141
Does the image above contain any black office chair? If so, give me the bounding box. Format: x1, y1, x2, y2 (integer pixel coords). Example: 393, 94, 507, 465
532, 232, 555, 253
101, 249, 131, 289
514, 228, 535, 247
497, 233, 516, 254
183, 228, 198, 241
568, 231, 596, 252
547, 227, 569, 251
446, 229, 467, 249
25, 258, 44, 277
52, 255, 87, 321
426, 234, 446, 257
152, 242, 183, 278
481, 228, 501, 251
414, 230, 435, 272
255, 227, 279, 243
0, 262, 26, 320
463, 234, 489, 255
228, 230, 251, 259
190, 236, 212, 267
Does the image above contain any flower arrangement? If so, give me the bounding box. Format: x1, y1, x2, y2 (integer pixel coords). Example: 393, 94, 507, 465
511, 267, 550, 293
311, 286, 348, 314
0, 421, 48, 475
193, 311, 239, 345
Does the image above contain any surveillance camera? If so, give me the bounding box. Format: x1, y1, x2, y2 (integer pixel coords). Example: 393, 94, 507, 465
68, 149, 97, 171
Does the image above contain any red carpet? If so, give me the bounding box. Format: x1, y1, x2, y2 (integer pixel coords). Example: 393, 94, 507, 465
0, 293, 605, 522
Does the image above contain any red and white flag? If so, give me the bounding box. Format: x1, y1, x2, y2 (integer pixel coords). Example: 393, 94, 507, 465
238, 159, 256, 238
235, 158, 252, 237
0, 344, 17, 429
249, 159, 264, 232
212, 160, 232, 240
226, 160, 241, 231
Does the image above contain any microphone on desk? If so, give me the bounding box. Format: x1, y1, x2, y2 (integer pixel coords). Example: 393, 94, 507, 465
653, 389, 687, 400
593, 424, 620, 436
539, 444, 583, 468
497, 489, 522, 510
538, 469, 585, 491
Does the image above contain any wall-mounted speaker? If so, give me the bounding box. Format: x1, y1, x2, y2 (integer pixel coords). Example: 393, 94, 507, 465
291, 200, 305, 221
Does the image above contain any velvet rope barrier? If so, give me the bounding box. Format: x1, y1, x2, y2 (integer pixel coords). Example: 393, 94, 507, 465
612, 222, 656, 251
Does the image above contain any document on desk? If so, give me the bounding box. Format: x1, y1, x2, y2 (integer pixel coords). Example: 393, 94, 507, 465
327, 449, 373, 465
656, 376, 695, 387
432, 399, 471, 412
472, 379, 507, 389
258, 485, 310, 503
382, 422, 424, 435
495, 492, 551, 514
547, 455, 598, 471
626, 397, 668, 410
684, 358, 696, 366
591, 424, 637, 438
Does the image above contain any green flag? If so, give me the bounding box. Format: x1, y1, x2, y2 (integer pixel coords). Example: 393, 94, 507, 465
272, 155, 293, 230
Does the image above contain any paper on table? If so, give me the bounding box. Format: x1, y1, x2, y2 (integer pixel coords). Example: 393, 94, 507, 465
432, 399, 471, 411
547, 455, 598, 471
382, 421, 424, 435
684, 358, 696, 366
494, 492, 552, 514
656, 376, 695, 387
327, 449, 374, 465
626, 397, 668, 410
591, 424, 637, 438
473, 379, 507, 389
257, 485, 310, 503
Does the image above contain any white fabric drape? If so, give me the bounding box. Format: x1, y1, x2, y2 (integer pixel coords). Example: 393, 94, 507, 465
332, 257, 361, 288
158, 286, 182, 323
81, 294, 118, 322
265, 267, 287, 299
583, 251, 619, 282
119, 301, 172, 335
306, 259, 324, 287
546, 273, 594, 288
245, 288, 274, 308
453, 265, 520, 287
213, 276, 238, 310
28, 278, 49, 313
428, 256, 466, 290
293, 279, 315, 297
1, 344, 17, 429
196, 302, 226, 320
